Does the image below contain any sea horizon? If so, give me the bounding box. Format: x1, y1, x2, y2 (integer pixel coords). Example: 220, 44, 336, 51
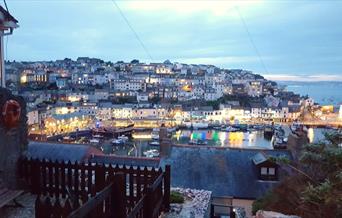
277, 80, 342, 106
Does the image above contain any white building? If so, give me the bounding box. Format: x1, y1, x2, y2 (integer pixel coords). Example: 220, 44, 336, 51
132, 107, 167, 119
66, 92, 89, 102
27, 110, 39, 125
137, 92, 149, 102
247, 81, 263, 97
112, 79, 146, 91
112, 105, 133, 119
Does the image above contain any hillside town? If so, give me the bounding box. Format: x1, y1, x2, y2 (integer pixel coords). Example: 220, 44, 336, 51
0, 2, 341, 217
5, 57, 339, 136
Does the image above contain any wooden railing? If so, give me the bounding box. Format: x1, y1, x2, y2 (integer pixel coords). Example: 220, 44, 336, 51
19, 157, 170, 218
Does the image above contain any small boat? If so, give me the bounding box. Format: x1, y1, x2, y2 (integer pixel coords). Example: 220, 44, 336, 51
253, 124, 265, 130
167, 127, 178, 133
118, 135, 129, 142
213, 126, 221, 130
63, 136, 74, 142
223, 126, 239, 132
273, 138, 287, 149
89, 138, 100, 144
274, 126, 285, 138
149, 141, 160, 146
189, 139, 208, 145
192, 122, 209, 129
143, 149, 159, 158
112, 138, 124, 145
92, 124, 134, 137
234, 124, 248, 132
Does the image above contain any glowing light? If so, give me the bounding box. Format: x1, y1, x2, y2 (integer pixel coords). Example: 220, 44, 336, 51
212, 131, 219, 141
132, 133, 152, 139
307, 128, 314, 143
175, 130, 181, 141
201, 132, 206, 140
228, 132, 243, 147
321, 105, 334, 113
219, 132, 226, 146
20, 75, 27, 84
182, 85, 192, 92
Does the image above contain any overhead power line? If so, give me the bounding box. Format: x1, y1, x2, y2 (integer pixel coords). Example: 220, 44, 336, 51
235, 6, 268, 74
110, 0, 154, 61
3, 0, 9, 13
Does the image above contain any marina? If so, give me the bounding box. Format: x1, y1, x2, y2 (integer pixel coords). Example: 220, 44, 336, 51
43, 124, 335, 158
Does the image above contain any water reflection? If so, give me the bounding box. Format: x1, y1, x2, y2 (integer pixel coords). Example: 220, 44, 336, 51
172, 130, 273, 149
98, 127, 333, 157
307, 128, 314, 143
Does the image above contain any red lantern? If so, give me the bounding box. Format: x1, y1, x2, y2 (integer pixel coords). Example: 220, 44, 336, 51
2, 100, 21, 129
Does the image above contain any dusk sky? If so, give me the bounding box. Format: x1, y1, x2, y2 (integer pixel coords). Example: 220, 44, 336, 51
4, 0, 342, 81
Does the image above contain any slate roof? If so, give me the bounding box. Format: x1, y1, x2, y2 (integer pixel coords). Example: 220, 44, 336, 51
160, 146, 292, 199
27, 141, 103, 162
252, 152, 268, 165
89, 155, 160, 168
0, 6, 18, 23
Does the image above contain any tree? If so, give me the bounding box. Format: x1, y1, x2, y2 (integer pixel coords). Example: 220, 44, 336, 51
252, 132, 342, 218
206, 100, 220, 110
131, 59, 139, 64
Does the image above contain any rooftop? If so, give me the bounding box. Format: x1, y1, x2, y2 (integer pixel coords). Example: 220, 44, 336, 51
160, 146, 292, 199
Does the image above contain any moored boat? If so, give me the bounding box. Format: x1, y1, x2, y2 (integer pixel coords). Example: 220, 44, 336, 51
143, 149, 159, 158
92, 124, 134, 138
264, 126, 274, 140
149, 141, 160, 146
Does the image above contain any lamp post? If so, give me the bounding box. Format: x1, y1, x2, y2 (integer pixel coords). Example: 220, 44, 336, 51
0, 6, 18, 88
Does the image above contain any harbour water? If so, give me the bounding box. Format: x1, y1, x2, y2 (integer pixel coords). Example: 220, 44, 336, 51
100, 129, 273, 158
279, 81, 342, 106
100, 127, 331, 157
171, 130, 272, 149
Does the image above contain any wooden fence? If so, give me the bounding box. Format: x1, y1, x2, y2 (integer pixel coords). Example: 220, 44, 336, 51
19, 157, 170, 218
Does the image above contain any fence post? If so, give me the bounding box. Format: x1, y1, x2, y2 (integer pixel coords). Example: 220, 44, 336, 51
95, 163, 105, 192
210, 204, 215, 218
112, 172, 126, 218
94, 163, 106, 216
32, 158, 41, 195
144, 186, 153, 218
163, 165, 171, 212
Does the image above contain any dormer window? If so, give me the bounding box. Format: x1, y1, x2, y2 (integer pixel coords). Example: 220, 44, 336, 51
253, 152, 278, 181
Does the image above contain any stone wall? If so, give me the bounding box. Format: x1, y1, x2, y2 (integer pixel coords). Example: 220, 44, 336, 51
0, 88, 28, 189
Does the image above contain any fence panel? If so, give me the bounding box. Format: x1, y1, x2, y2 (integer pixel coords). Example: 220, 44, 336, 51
19, 157, 170, 218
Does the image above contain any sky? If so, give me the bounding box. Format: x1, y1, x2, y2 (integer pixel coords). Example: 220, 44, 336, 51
4, 0, 342, 81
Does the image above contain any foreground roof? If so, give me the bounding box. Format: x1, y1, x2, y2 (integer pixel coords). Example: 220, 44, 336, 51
27, 141, 103, 162
160, 146, 292, 199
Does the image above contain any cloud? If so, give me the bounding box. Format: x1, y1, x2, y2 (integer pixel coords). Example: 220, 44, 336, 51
263, 74, 342, 82
174, 55, 272, 66
6, 0, 342, 77
120, 0, 263, 18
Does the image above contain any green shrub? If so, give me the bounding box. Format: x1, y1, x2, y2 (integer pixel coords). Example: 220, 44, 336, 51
170, 191, 184, 204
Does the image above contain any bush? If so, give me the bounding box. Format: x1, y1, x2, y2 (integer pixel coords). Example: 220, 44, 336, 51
170, 191, 184, 204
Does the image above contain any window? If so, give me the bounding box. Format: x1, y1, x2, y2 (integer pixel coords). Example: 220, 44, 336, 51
260, 167, 277, 179
261, 167, 268, 175
268, 167, 275, 175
